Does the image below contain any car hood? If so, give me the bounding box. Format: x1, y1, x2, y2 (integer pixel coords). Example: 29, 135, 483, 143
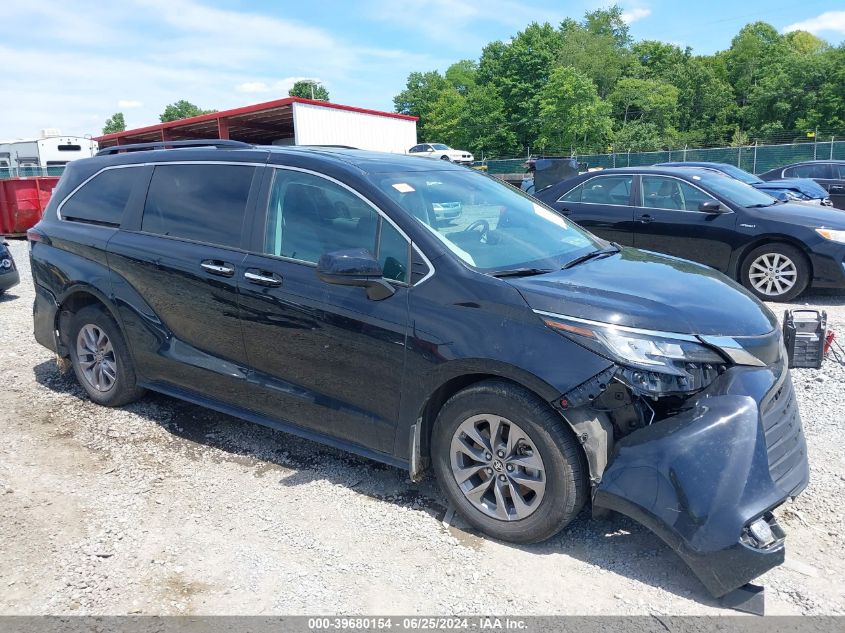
756, 201, 845, 226
507, 247, 777, 336
756, 178, 828, 199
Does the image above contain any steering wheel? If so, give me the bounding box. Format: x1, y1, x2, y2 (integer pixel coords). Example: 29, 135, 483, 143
463, 219, 490, 241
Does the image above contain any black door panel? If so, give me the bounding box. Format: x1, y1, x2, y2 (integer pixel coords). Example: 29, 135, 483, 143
550, 174, 636, 244
633, 175, 737, 271
107, 231, 252, 404
238, 258, 407, 453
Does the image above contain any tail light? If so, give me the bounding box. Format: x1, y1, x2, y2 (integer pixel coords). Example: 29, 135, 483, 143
27, 228, 49, 249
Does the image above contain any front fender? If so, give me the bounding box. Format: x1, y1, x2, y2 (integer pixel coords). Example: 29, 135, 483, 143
594, 367, 808, 597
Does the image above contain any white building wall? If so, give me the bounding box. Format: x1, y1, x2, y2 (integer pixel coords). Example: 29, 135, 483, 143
292, 103, 417, 154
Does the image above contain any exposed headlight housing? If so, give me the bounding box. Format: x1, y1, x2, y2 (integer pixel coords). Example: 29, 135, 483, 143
815, 228, 845, 244
538, 312, 729, 396
0, 258, 11, 270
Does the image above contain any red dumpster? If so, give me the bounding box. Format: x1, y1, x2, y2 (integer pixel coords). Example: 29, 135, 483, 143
0, 177, 60, 236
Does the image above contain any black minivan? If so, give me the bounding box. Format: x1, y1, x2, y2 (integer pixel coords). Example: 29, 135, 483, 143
29, 141, 807, 602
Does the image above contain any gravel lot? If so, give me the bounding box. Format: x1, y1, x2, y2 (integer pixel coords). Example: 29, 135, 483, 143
1, 237, 844, 616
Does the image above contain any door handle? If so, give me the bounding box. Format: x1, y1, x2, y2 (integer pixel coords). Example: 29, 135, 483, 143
200, 260, 235, 277
244, 270, 282, 287
638, 214, 653, 224
558, 207, 571, 216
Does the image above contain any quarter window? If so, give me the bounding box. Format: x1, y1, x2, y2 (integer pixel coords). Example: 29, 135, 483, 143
61, 167, 137, 226
559, 175, 632, 205
640, 176, 716, 211
264, 170, 409, 283
141, 164, 255, 248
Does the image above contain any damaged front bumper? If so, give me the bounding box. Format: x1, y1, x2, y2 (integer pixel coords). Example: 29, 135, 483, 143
590, 364, 809, 597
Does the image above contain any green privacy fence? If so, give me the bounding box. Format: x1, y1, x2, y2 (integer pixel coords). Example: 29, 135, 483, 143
484, 139, 845, 175
0, 166, 66, 179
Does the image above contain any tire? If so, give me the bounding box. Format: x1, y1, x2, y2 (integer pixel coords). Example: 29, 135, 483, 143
66, 305, 146, 407
740, 243, 809, 302
440, 155, 451, 161
431, 380, 588, 544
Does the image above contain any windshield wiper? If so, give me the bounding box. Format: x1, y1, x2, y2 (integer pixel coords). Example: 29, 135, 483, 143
489, 267, 555, 278
561, 243, 621, 270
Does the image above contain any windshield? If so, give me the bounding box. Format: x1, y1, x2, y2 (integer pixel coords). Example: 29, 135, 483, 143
370, 169, 601, 272
714, 164, 762, 185
430, 144, 450, 150
697, 173, 778, 207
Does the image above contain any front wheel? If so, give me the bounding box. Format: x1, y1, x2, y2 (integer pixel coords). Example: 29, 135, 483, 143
740, 243, 809, 302
439, 155, 451, 161
432, 380, 588, 544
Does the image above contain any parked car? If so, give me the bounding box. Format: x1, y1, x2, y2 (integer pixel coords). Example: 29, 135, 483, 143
30, 140, 808, 603
408, 143, 474, 165
536, 166, 845, 301
0, 240, 20, 295
657, 161, 832, 206
758, 160, 845, 210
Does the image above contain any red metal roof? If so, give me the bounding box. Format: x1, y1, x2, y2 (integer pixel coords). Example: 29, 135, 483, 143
95, 96, 417, 148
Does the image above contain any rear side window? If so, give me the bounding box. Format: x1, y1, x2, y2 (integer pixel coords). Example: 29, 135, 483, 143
784, 164, 829, 179
61, 167, 136, 226
142, 164, 255, 248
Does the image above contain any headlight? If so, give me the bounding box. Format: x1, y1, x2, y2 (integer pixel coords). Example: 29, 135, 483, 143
538, 312, 728, 395
816, 228, 845, 244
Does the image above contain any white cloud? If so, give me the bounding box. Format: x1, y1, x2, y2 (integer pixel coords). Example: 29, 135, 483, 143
235, 82, 270, 93
621, 7, 652, 24
0, 0, 443, 138
783, 11, 845, 35
117, 99, 143, 108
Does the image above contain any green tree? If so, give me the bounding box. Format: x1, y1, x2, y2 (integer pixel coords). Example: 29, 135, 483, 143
458, 84, 519, 158
393, 70, 450, 141
102, 112, 126, 134
477, 22, 564, 147
613, 121, 664, 151
159, 100, 216, 123
445, 60, 478, 95
425, 89, 466, 145
288, 80, 330, 101
537, 67, 612, 153
609, 77, 679, 130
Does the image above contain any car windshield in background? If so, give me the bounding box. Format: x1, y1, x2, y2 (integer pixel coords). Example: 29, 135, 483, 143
698, 173, 777, 207
431, 144, 450, 150
716, 164, 762, 185
370, 170, 600, 272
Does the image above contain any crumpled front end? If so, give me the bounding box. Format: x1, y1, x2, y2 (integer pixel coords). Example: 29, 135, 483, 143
592, 364, 808, 597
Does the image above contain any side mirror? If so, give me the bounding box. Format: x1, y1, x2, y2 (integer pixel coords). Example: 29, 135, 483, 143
698, 200, 725, 213
316, 249, 395, 301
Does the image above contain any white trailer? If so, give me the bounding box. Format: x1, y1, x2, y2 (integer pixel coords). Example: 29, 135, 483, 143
0, 131, 98, 174
290, 102, 417, 154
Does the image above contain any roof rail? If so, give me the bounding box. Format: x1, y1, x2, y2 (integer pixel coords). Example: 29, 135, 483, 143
96, 139, 253, 156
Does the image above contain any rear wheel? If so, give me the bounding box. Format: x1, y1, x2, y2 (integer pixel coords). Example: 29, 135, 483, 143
740, 243, 809, 302
66, 305, 146, 406
432, 380, 587, 544
440, 155, 451, 161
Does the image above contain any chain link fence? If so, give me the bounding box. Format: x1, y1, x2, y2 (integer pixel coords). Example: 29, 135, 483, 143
484, 139, 845, 175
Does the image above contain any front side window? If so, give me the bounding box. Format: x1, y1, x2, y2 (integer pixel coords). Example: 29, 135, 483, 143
370, 169, 600, 272
61, 167, 137, 225
141, 164, 255, 248
264, 170, 409, 282
640, 176, 717, 211
560, 175, 632, 205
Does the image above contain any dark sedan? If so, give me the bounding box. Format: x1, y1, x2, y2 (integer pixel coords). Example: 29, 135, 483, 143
758, 160, 845, 210
536, 166, 845, 301
0, 240, 20, 295
657, 161, 832, 206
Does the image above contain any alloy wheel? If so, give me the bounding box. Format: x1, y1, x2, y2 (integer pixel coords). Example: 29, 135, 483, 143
450, 414, 546, 521
748, 252, 798, 297
75, 324, 117, 392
